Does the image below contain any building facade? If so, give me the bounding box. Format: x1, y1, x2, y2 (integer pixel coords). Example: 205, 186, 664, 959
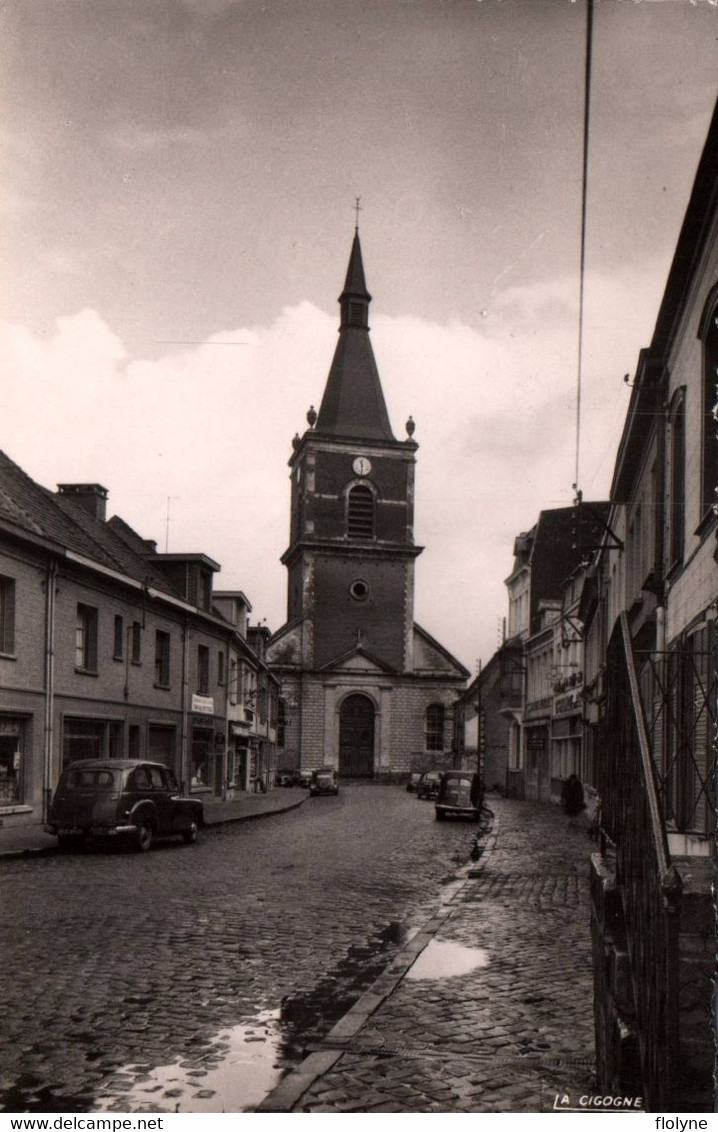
0, 455, 277, 831
267, 232, 468, 779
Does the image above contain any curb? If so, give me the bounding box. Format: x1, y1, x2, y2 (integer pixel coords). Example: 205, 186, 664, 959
0, 793, 311, 862
256, 809, 499, 1114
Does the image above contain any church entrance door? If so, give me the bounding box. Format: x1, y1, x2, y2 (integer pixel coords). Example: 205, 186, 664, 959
338, 694, 375, 778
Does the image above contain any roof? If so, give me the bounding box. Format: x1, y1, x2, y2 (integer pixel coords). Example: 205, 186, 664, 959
315, 233, 396, 442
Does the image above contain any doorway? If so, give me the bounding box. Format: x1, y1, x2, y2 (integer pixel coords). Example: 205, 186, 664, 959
338, 694, 375, 778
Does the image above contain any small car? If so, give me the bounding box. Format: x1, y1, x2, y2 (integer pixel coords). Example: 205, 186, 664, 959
309, 766, 339, 796
416, 771, 442, 800
294, 769, 313, 789
45, 759, 204, 852
435, 771, 483, 822
406, 772, 422, 793
275, 769, 295, 787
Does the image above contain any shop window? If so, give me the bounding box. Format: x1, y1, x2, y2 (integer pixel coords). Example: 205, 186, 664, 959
131, 621, 142, 664
113, 615, 124, 660
197, 645, 210, 694
62, 717, 106, 767
425, 703, 445, 751
155, 630, 171, 687
0, 577, 16, 654
128, 725, 141, 759
75, 604, 98, 672
0, 719, 23, 804
347, 485, 375, 540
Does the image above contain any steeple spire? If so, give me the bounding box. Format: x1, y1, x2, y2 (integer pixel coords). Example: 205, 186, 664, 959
315, 230, 395, 441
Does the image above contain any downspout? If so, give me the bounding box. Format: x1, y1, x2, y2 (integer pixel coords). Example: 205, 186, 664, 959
180, 619, 190, 792
43, 559, 58, 820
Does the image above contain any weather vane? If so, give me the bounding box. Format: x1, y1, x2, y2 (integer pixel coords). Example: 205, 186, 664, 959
354, 196, 362, 232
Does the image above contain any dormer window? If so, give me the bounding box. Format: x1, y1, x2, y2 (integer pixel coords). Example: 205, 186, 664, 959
347, 485, 375, 540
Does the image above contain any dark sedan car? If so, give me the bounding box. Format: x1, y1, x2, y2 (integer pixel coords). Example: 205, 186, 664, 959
45, 759, 203, 852
416, 771, 443, 800
309, 766, 339, 796
435, 771, 483, 821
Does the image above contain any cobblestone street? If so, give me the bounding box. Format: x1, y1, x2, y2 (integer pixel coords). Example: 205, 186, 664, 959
0, 784, 481, 1113
271, 795, 597, 1113
0, 787, 597, 1114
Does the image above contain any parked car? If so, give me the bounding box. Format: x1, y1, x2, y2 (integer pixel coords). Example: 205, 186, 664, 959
435, 771, 483, 822
309, 766, 339, 796
275, 769, 295, 787
295, 769, 312, 789
416, 771, 442, 800
45, 760, 204, 852
406, 772, 422, 793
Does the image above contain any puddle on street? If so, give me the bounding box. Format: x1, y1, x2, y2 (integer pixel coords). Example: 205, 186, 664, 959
405, 938, 489, 980
98, 1010, 282, 1113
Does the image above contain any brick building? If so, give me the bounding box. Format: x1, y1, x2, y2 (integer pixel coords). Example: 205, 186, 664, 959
267, 231, 468, 779
0, 454, 278, 831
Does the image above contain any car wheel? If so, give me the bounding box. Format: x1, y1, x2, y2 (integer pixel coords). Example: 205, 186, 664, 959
134, 820, 154, 852
182, 820, 199, 845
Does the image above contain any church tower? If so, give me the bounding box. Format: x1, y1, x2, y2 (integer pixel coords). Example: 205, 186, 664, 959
268, 228, 468, 779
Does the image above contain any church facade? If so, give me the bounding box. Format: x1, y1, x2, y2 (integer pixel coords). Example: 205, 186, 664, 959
266, 231, 469, 780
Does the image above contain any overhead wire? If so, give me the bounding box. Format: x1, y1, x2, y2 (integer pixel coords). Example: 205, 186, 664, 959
574, 0, 594, 497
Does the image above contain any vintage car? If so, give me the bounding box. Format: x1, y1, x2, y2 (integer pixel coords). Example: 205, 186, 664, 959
435, 770, 483, 821
416, 770, 443, 800
309, 766, 339, 796
406, 772, 422, 793
45, 759, 204, 852
275, 769, 295, 787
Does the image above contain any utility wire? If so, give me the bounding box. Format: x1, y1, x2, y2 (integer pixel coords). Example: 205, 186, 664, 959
575, 0, 594, 495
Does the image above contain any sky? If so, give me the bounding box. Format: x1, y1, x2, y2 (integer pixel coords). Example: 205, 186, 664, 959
2, 0, 716, 671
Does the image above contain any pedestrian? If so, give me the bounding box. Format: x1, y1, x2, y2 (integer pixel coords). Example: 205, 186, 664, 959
561, 773, 585, 829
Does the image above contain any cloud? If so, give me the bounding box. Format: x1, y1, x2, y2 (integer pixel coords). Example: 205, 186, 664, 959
1, 262, 658, 668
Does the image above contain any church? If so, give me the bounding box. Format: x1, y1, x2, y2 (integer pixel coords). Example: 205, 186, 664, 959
266, 229, 469, 780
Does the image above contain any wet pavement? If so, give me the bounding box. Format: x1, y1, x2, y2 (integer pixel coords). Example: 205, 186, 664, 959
0, 783, 482, 1113
260, 796, 597, 1113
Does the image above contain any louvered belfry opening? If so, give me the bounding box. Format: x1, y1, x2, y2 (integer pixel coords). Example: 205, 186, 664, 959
347, 485, 374, 540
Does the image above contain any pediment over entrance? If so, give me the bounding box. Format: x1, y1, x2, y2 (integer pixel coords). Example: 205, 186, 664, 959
319, 645, 396, 674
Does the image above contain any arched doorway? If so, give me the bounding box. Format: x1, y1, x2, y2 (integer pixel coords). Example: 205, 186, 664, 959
338, 694, 375, 778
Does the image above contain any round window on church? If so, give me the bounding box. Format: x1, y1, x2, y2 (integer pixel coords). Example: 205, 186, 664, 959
349, 579, 369, 602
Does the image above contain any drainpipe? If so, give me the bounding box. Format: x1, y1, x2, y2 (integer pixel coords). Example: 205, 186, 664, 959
43, 560, 58, 821
180, 619, 190, 793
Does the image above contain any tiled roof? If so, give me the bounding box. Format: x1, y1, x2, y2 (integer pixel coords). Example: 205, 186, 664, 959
0, 450, 181, 598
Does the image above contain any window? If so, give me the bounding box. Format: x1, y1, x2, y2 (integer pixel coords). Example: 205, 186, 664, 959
155, 630, 170, 687
131, 621, 142, 664
197, 645, 210, 694
347, 485, 375, 540
349, 579, 369, 602
113, 615, 124, 660
700, 295, 718, 521
0, 577, 15, 654
668, 393, 685, 568
199, 571, 211, 611
0, 718, 24, 803
217, 651, 225, 686
75, 604, 98, 672
425, 703, 445, 751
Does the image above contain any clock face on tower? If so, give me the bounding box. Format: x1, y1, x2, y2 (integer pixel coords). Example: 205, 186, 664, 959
352, 456, 372, 476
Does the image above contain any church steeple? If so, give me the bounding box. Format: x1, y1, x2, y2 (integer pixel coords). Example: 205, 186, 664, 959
315, 231, 395, 441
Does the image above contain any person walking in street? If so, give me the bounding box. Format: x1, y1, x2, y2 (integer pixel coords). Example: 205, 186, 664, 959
561, 773, 585, 829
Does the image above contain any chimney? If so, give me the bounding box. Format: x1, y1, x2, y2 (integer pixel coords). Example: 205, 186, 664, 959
57, 483, 108, 522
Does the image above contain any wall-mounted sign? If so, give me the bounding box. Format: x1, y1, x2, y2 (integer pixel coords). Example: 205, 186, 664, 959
191, 694, 214, 715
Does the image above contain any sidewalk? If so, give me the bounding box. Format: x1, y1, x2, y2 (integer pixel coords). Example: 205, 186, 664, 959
0, 787, 309, 860
258, 796, 597, 1114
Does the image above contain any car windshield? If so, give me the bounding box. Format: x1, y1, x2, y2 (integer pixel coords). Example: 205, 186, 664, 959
316, 774, 333, 783
64, 769, 116, 791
